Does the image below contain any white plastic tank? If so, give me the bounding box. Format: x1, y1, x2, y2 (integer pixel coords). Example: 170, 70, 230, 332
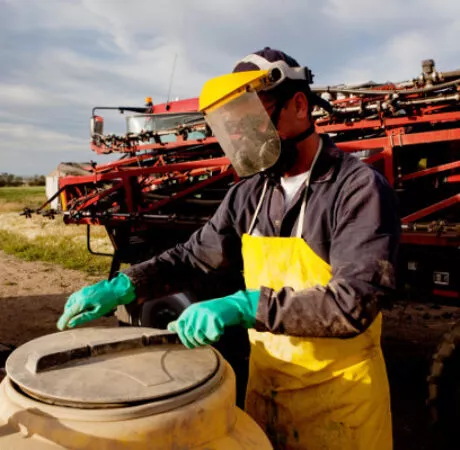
0, 327, 271, 449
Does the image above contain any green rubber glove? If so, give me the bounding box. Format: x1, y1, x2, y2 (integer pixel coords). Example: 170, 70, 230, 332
57, 273, 136, 330
167, 289, 260, 349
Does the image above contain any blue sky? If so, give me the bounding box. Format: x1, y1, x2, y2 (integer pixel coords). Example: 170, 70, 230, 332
1, 0, 459, 176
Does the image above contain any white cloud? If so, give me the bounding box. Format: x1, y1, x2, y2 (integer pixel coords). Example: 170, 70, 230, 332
0, 0, 459, 174
0, 84, 60, 107
318, 0, 460, 83
0, 123, 86, 152
322, 0, 460, 26
330, 21, 460, 85
0, 123, 92, 175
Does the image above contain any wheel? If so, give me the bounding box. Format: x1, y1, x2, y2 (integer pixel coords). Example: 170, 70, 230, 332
139, 292, 193, 329
114, 292, 194, 329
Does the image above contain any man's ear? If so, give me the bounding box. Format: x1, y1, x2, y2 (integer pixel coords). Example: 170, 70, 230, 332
292, 91, 309, 120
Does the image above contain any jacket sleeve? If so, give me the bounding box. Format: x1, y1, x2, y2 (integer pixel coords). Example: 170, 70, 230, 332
122, 183, 244, 301
255, 168, 401, 338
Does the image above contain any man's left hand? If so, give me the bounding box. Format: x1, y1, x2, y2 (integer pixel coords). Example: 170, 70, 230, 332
167, 290, 260, 348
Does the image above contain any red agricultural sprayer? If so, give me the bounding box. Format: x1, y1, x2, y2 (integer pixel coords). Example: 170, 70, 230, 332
26, 58, 460, 443
36, 59, 460, 300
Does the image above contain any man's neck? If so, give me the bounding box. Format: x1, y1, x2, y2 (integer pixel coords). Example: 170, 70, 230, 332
282, 132, 321, 178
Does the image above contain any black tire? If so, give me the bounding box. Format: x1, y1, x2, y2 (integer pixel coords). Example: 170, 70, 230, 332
139, 292, 193, 329
115, 292, 193, 329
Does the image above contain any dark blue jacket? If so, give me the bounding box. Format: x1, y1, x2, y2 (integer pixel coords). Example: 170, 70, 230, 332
124, 135, 401, 338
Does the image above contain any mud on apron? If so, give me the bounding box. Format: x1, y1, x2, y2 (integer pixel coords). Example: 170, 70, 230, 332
242, 161, 392, 449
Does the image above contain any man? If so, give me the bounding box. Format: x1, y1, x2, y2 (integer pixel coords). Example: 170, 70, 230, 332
58, 48, 400, 449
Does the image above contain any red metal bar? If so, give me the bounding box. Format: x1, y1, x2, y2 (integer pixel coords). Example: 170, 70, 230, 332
90, 136, 219, 155
361, 148, 395, 185
66, 182, 123, 211
362, 151, 385, 165
395, 128, 460, 147
383, 147, 395, 187
400, 160, 460, 182
446, 175, 460, 183
145, 169, 234, 213
61, 169, 235, 219
90, 116, 460, 155
64, 216, 95, 226
58, 157, 231, 187
103, 158, 230, 179
402, 194, 460, 223
335, 128, 460, 154
432, 289, 459, 299
336, 138, 387, 152
144, 166, 230, 188
94, 146, 223, 174
317, 110, 460, 134
96, 153, 159, 173
400, 233, 460, 246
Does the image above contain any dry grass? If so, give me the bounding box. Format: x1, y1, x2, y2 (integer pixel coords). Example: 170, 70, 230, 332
0, 186, 46, 213
0, 187, 114, 276
0, 212, 112, 252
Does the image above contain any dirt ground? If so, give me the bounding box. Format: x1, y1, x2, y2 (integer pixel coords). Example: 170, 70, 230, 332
0, 250, 117, 349
1, 249, 460, 449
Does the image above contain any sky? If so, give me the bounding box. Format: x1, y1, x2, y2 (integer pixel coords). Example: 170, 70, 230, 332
1, 0, 459, 176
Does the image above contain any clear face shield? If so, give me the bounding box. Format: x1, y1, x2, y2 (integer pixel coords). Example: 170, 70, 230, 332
204, 90, 281, 178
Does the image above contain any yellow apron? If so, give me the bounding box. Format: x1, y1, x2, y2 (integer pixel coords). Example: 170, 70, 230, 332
242, 170, 392, 449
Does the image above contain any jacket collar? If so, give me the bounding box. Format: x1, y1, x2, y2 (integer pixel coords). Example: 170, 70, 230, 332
260, 133, 341, 186
311, 134, 342, 183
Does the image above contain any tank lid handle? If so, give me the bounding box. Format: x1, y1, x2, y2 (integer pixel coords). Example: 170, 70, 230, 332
26, 332, 182, 373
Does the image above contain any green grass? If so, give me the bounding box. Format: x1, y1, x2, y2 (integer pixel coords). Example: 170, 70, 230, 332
0, 186, 47, 212
0, 186, 127, 277
0, 186, 114, 276
0, 229, 112, 276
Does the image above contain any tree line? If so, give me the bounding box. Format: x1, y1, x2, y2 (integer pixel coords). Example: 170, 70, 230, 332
0, 173, 46, 187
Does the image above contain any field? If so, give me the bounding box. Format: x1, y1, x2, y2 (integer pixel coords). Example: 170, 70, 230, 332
1, 187, 459, 449
0, 186, 113, 275
0, 186, 45, 211
0, 186, 117, 346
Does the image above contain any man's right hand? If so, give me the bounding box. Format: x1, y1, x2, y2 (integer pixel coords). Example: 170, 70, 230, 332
57, 273, 136, 330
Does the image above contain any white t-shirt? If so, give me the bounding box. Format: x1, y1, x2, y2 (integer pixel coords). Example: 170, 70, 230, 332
280, 138, 323, 207
280, 170, 310, 207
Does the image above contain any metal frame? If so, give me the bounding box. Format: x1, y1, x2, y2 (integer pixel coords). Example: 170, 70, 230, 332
27, 64, 457, 271
54, 112, 460, 238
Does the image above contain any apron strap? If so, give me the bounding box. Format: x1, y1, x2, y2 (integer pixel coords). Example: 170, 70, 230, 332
248, 178, 269, 235
295, 175, 311, 238
248, 137, 324, 238
295, 138, 324, 238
